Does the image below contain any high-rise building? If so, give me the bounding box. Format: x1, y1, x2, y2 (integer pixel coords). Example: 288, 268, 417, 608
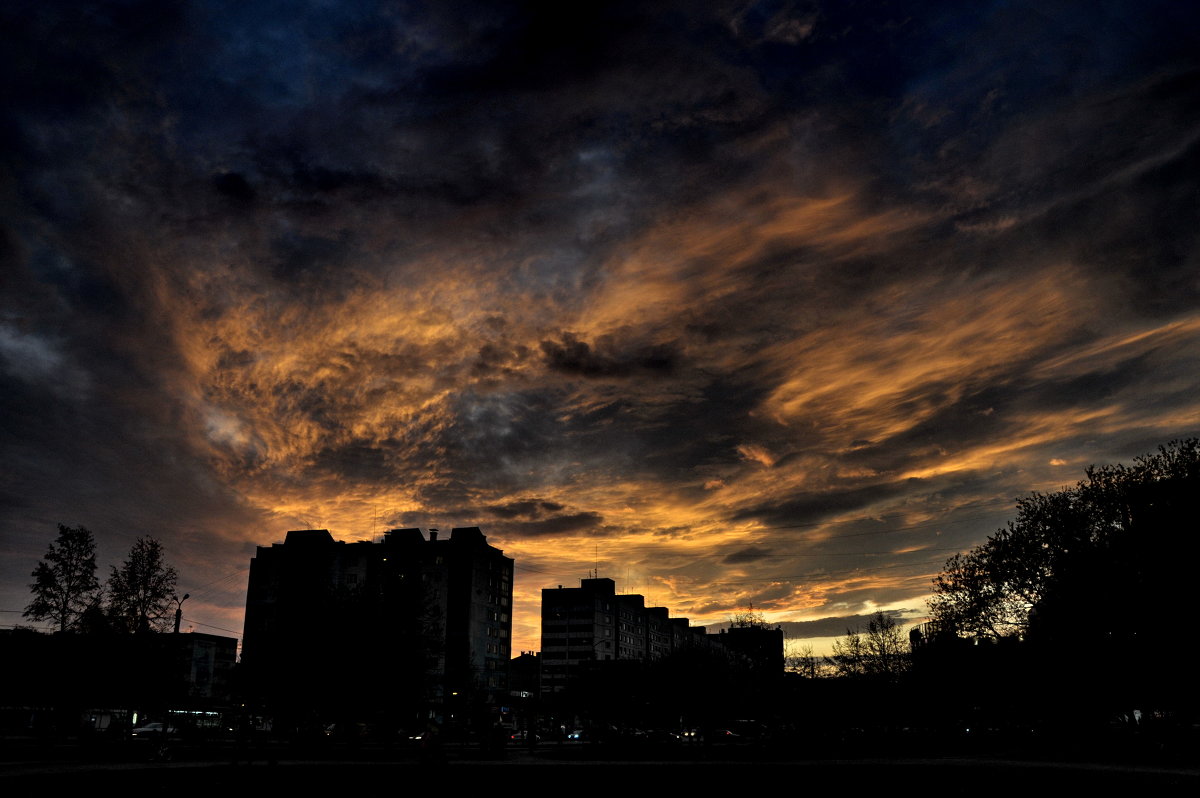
540, 577, 707, 694
541, 578, 617, 694
242, 526, 513, 718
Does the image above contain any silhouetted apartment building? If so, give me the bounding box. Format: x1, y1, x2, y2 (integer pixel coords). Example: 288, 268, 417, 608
718, 624, 785, 674
509, 651, 542, 697
242, 527, 513, 717
541, 578, 708, 693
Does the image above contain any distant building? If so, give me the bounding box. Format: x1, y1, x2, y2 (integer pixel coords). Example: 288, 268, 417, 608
509, 650, 542, 697
171, 632, 237, 702
242, 526, 513, 718
540, 578, 708, 694
541, 578, 618, 694
717, 624, 785, 674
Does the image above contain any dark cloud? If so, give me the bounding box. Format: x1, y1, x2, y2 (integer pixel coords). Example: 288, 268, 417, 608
734, 481, 917, 529
775, 610, 916, 641
722, 547, 776, 565
211, 172, 256, 204
307, 442, 394, 482
511, 512, 606, 538
540, 332, 680, 378
485, 499, 566, 519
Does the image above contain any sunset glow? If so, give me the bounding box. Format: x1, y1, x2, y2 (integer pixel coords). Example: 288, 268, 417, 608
3, 1, 1198, 657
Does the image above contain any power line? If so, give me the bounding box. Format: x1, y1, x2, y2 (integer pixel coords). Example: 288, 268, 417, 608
180, 617, 243, 637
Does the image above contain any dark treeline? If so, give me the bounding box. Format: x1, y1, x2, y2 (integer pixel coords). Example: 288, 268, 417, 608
909, 439, 1200, 751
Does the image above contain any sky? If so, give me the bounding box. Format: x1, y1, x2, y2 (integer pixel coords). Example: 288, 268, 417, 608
3, 0, 1199, 657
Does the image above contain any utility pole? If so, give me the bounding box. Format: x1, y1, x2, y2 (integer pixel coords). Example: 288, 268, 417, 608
173, 593, 189, 634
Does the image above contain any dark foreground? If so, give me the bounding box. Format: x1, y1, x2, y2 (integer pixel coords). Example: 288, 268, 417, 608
3, 747, 1198, 795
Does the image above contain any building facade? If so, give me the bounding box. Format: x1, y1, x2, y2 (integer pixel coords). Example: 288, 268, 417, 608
540, 578, 709, 694
172, 632, 238, 702
717, 624, 785, 674
242, 526, 513, 718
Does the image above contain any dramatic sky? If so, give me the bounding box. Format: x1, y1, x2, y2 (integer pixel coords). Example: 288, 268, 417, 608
3, 1, 1198, 656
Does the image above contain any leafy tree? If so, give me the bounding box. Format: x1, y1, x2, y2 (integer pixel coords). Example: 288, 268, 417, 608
929, 439, 1200, 641
829, 611, 909, 679
107, 537, 178, 633
927, 495, 1078, 641
24, 524, 101, 632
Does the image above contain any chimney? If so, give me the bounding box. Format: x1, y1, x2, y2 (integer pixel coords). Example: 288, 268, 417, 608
429, 529, 439, 542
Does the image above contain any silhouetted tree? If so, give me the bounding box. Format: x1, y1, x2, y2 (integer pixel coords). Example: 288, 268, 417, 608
730, 606, 770, 628
107, 537, 178, 633
930, 489, 1094, 639
829, 611, 909, 679
24, 524, 101, 632
786, 642, 824, 678
929, 439, 1200, 642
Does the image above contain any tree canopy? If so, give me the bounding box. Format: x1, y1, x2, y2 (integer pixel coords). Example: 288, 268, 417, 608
107, 536, 179, 634
730, 606, 772, 629
929, 439, 1200, 641
829, 610, 909, 679
24, 524, 101, 632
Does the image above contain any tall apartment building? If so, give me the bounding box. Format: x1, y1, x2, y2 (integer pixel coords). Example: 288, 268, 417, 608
540, 578, 707, 694
242, 526, 513, 716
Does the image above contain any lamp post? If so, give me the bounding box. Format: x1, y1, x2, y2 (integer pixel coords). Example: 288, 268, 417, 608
173, 593, 190, 634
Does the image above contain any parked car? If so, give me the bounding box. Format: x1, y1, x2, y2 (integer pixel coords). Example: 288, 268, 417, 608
130, 722, 177, 737
509, 730, 541, 742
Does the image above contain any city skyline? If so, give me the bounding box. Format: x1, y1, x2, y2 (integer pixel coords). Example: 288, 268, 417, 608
3, 1, 1199, 657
